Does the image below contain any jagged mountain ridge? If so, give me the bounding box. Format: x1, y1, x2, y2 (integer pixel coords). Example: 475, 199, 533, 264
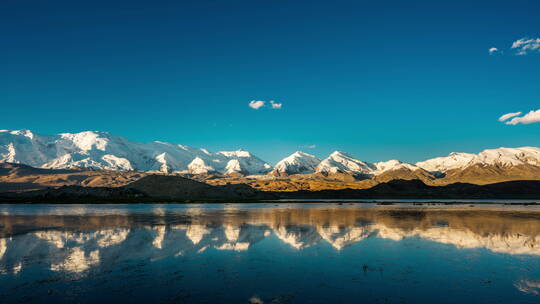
417, 147, 540, 173
315, 151, 423, 177
0, 129, 272, 175
270, 148, 540, 183
267, 150, 424, 179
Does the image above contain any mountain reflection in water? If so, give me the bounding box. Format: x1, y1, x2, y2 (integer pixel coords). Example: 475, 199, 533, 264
1, 204, 540, 303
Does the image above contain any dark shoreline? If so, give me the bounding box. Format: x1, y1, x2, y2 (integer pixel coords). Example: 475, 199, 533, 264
2, 198, 540, 205
4, 178, 540, 204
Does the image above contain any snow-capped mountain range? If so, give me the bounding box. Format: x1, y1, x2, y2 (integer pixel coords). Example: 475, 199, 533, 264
0, 129, 271, 175
272, 151, 427, 177
416, 147, 540, 172
2, 129, 540, 177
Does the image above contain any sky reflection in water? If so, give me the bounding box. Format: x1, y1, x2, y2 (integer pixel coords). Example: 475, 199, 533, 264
1, 203, 540, 303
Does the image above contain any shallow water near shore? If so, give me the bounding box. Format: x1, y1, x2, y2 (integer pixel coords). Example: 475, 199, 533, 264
1, 203, 540, 303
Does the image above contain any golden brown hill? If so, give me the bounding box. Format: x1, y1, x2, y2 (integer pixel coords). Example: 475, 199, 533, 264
373, 167, 437, 184
431, 163, 540, 185
0, 163, 146, 191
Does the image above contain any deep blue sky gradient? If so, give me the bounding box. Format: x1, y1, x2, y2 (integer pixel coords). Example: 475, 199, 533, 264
1, 0, 539, 163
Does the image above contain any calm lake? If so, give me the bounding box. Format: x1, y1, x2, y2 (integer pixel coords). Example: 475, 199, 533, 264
1, 203, 540, 303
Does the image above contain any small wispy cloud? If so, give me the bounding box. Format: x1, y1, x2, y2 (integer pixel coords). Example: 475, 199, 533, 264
499, 110, 540, 125
511, 37, 540, 55
248, 100, 265, 110
488, 47, 499, 55
301, 144, 317, 149
270, 100, 282, 109
498, 112, 522, 122
248, 100, 282, 110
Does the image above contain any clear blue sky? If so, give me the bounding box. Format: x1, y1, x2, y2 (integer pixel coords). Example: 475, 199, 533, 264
1, 0, 539, 164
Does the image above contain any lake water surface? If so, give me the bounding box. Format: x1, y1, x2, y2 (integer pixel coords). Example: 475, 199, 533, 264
1, 203, 540, 303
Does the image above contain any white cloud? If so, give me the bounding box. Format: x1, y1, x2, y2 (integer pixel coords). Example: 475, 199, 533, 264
489, 47, 499, 55
498, 112, 522, 122
248, 100, 265, 110
503, 109, 540, 125
270, 100, 282, 109
248, 100, 282, 110
511, 38, 540, 55
301, 144, 317, 149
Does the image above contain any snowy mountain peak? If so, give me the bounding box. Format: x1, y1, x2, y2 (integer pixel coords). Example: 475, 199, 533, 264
218, 150, 252, 158
316, 151, 374, 175
58, 131, 113, 152
188, 157, 216, 174
225, 159, 244, 174
291, 151, 310, 157
3, 129, 35, 139
272, 151, 321, 175
329, 151, 349, 157
373, 160, 419, 174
